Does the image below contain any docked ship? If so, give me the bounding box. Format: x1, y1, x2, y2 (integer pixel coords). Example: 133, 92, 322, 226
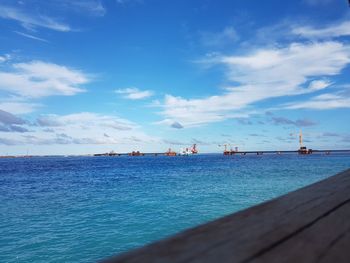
178, 144, 198, 156
165, 148, 177, 156
220, 144, 238, 155
128, 151, 144, 156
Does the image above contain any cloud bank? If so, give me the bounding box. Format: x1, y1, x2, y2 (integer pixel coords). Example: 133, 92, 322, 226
160, 41, 350, 127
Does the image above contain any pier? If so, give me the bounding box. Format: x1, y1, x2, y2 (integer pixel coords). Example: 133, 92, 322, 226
223, 149, 350, 155
102, 168, 350, 263
92, 149, 350, 157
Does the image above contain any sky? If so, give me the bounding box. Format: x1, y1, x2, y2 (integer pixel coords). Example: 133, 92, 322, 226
0, 0, 350, 155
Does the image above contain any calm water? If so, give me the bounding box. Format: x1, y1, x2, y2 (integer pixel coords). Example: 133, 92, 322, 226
1, 153, 350, 262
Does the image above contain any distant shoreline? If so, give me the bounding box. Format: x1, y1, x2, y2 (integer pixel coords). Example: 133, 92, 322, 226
1, 149, 350, 159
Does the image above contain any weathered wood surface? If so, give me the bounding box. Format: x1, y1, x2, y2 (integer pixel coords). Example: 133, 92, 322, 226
102, 169, 350, 263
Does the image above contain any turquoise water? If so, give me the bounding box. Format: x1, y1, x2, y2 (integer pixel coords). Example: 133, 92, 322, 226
1, 153, 349, 262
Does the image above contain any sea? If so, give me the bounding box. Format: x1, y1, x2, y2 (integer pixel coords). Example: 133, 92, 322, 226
1, 153, 350, 262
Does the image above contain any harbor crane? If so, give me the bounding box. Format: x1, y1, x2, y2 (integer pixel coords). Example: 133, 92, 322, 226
298, 129, 313, 154
218, 144, 230, 152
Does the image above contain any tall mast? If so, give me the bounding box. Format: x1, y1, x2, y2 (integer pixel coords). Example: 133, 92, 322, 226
299, 129, 303, 148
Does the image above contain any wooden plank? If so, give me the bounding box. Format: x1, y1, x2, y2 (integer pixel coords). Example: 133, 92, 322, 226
318, 228, 350, 263
252, 202, 350, 263
101, 169, 350, 263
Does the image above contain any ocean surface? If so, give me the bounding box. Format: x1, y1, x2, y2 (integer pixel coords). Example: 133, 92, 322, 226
1, 153, 350, 262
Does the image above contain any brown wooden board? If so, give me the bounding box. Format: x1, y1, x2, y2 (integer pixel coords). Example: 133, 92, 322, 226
101, 169, 350, 263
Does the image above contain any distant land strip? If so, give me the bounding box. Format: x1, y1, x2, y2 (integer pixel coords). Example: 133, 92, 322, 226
1, 149, 350, 158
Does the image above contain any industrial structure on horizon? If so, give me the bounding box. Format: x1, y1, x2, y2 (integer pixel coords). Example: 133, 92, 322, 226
93, 144, 199, 157
3, 133, 350, 158
297, 130, 312, 155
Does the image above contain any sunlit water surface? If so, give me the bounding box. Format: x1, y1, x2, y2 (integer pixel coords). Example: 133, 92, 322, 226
1, 154, 350, 262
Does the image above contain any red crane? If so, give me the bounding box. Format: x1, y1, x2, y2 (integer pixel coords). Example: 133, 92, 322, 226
191, 144, 198, 154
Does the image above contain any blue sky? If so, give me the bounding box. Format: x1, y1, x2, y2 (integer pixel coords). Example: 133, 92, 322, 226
0, 0, 350, 155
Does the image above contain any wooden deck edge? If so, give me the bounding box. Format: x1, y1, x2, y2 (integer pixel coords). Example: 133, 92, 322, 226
100, 168, 350, 263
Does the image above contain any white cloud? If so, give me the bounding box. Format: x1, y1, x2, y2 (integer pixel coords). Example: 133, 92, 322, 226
307, 80, 332, 91
0, 112, 159, 147
285, 93, 350, 110
271, 116, 317, 127
0, 60, 88, 98
0, 109, 25, 125
160, 95, 253, 127
0, 54, 11, 63
0, 101, 40, 114
0, 5, 71, 32
160, 41, 350, 127
34, 0, 106, 17
36, 112, 136, 131
14, 31, 49, 43
0, 109, 29, 133
63, 0, 106, 16
219, 42, 349, 81
0, 60, 89, 115
115, 87, 154, 100
292, 20, 350, 39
